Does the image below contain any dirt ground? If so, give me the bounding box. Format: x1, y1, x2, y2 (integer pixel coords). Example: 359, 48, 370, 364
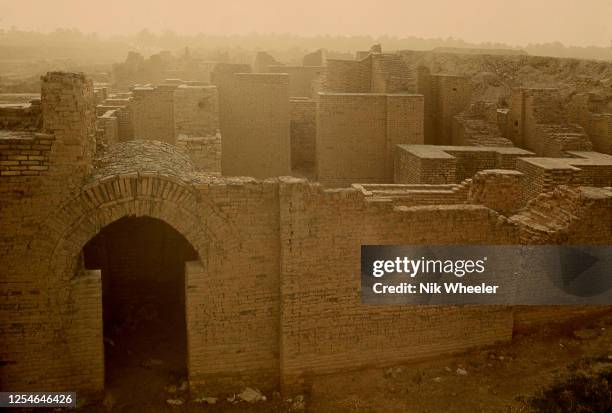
27, 310, 612, 413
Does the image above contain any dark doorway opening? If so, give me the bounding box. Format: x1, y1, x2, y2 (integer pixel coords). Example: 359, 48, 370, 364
83, 216, 198, 405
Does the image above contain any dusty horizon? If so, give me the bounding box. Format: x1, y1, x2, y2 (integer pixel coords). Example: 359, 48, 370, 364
1, 0, 611, 48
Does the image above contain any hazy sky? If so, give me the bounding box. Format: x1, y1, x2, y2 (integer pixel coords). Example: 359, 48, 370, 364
1, 0, 611, 47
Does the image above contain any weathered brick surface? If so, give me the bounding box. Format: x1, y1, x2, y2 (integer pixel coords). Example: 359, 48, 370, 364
394, 145, 534, 185
176, 134, 221, 173
173, 85, 219, 136
317, 93, 423, 186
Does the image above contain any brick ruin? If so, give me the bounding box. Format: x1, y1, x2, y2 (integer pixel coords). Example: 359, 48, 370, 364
1, 45, 612, 400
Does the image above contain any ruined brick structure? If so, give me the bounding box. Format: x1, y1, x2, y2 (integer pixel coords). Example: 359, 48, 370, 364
452, 101, 513, 147
508, 88, 593, 156
323, 53, 417, 94
417, 67, 472, 145
1, 70, 611, 401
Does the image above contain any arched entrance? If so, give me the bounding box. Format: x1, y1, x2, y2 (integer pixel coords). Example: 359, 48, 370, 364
82, 216, 198, 400
41, 169, 241, 400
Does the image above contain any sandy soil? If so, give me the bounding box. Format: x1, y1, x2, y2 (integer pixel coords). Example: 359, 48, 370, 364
24, 310, 612, 413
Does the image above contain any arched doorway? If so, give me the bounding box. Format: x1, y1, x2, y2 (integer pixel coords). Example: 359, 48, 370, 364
82, 216, 198, 404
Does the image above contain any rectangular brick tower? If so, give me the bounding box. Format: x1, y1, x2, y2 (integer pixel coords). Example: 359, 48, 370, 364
217, 73, 291, 178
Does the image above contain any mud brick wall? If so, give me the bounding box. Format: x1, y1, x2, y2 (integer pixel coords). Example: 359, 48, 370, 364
173, 85, 219, 136
317, 93, 424, 186
394, 146, 533, 185
217, 73, 291, 178
1, 72, 99, 396
64, 268, 104, 394
96, 109, 119, 149
176, 134, 221, 172
290, 98, 316, 169
278, 179, 519, 389
516, 158, 582, 203
131, 86, 176, 143
323, 57, 372, 92
115, 106, 133, 141
385, 94, 424, 179
450, 149, 498, 182
394, 145, 457, 184
517, 153, 612, 202
588, 113, 612, 154
267, 66, 323, 97
0, 132, 54, 176
508, 88, 524, 146
324, 54, 416, 95
0, 101, 42, 130
432, 75, 471, 145
370, 53, 417, 93
417, 66, 435, 144
2, 71, 611, 400
185, 179, 282, 392
468, 169, 525, 215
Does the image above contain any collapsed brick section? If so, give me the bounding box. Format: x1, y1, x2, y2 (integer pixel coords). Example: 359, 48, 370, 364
508, 88, 593, 156
452, 101, 514, 147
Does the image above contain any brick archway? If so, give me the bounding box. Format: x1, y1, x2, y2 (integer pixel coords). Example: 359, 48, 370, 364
43, 172, 238, 277
38, 171, 242, 396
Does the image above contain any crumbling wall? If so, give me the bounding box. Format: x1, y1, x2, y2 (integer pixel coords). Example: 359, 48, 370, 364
467, 169, 524, 215
452, 101, 513, 147
511, 88, 592, 156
